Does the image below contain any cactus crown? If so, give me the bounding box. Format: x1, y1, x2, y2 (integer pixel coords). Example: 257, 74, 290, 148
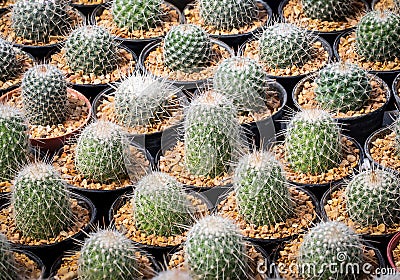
0, 39, 21, 82
301, 0, 357, 21
21, 64, 68, 126
0, 233, 18, 280
285, 109, 342, 175
152, 270, 193, 280
314, 62, 371, 112
11, 163, 74, 240
132, 172, 195, 236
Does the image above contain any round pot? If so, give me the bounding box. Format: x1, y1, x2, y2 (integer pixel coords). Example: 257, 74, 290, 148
392, 73, 400, 109
139, 38, 235, 91
90, 1, 184, 57
71, 1, 103, 16
12, 248, 46, 279
168, 0, 193, 11
388, 231, 400, 272
0, 87, 92, 152
292, 73, 391, 145
266, 0, 284, 14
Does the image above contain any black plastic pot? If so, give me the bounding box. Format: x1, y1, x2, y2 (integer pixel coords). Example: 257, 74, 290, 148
71, 2, 102, 16
139, 38, 235, 91
392, 73, 400, 109
91, 1, 184, 57
12, 248, 46, 279
266, 0, 284, 14
168, 0, 193, 11
292, 73, 391, 145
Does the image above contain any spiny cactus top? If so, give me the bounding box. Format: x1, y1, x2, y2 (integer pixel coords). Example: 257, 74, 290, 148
0, 39, 20, 82
356, 10, 400, 62
298, 221, 363, 279
259, 23, 315, 69
78, 230, 141, 280
21, 64, 68, 126
0, 105, 29, 182
11, 163, 74, 240
185, 215, 247, 279
213, 56, 268, 113
152, 270, 192, 280
0, 233, 18, 280
132, 172, 195, 236
314, 62, 371, 112
163, 24, 212, 72
65, 25, 119, 75
198, 0, 257, 30
346, 169, 400, 227
301, 0, 356, 21
111, 0, 162, 32
285, 109, 342, 175
234, 151, 293, 227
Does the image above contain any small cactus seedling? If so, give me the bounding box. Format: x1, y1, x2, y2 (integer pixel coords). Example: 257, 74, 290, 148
0, 233, 18, 280
285, 109, 342, 175
152, 270, 192, 280
346, 169, 400, 227
301, 0, 356, 21
132, 172, 195, 236
21, 64, 68, 126
234, 151, 293, 227
11, 163, 74, 240
185, 215, 248, 279
298, 221, 364, 279
0, 39, 21, 82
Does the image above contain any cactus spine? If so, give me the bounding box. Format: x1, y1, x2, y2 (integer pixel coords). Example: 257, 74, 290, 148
152, 270, 192, 280
0, 233, 18, 280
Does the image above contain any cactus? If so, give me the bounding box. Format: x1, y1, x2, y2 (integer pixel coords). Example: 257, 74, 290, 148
285, 109, 342, 175
356, 10, 400, 62
64, 25, 119, 75
213, 57, 268, 113
301, 0, 356, 21
198, 0, 257, 30
259, 23, 315, 69
185, 215, 247, 279
11, 0, 72, 43
298, 221, 363, 280
314, 62, 371, 112
0, 233, 18, 280
132, 172, 194, 236
111, 0, 162, 32
0, 105, 29, 182
163, 24, 212, 72
184, 91, 242, 178
152, 270, 192, 280
114, 72, 181, 127
345, 169, 400, 227
0, 39, 20, 82
11, 163, 74, 240
78, 230, 141, 280
21, 64, 68, 126
234, 151, 293, 227
374, 274, 400, 280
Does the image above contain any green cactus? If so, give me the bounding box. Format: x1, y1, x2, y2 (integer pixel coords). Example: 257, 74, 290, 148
213, 57, 268, 113
78, 230, 141, 280
234, 150, 293, 227
185, 215, 247, 279
0, 105, 29, 182
21, 64, 68, 126
111, 0, 162, 32
132, 172, 194, 236
152, 270, 192, 280
198, 0, 257, 30
64, 25, 119, 75
314, 62, 371, 112
184, 91, 242, 178
11, 0, 72, 43
259, 23, 315, 69
11, 163, 74, 240
301, 0, 356, 21
163, 24, 212, 72
298, 221, 364, 280
0, 233, 18, 280
0, 39, 20, 82
345, 169, 400, 227
285, 109, 342, 175
356, 10, 400, 62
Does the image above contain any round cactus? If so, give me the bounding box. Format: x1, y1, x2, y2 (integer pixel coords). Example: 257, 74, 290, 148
298, 221, 363, 280
152, 270, 192, 280
21, 64, 68, 126
213, 57, 268, 113
184, 91, 242, 178
234, 151, 293, 227
78, 230, 141, 280
285, 109, 342, 175
198, 0, 257, 30
11, 163, 73, 240
259, 23, 315, 69
314, 62, 371, 112
0, 105, 29, 182
346, 169, 400, 227
185, 215, 247, 279
301, 0, 356, 21
65, 25, 119, 75
132, 172, 194, 236
0, 39, 20, 82
356, 10, 400, 62
111, 0, 162, 32
163, 24, 212, 72
0, 233, 18, 279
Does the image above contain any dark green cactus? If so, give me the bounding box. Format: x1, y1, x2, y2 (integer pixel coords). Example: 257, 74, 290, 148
0, 233, 18, 280
0, 39, 20, 82
301, 0, 356, 21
